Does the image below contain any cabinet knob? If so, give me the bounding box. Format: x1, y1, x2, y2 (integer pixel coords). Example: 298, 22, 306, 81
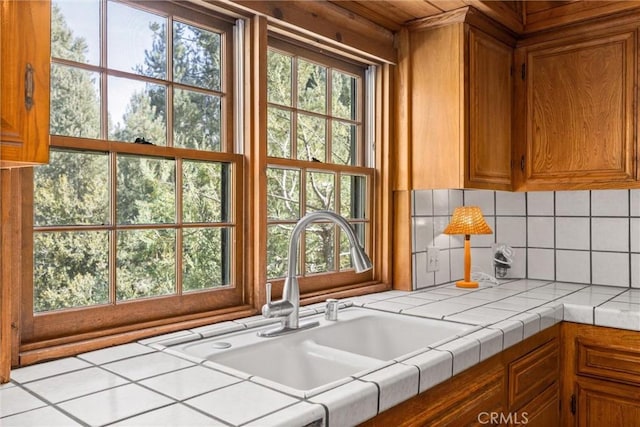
25, 63, 34, 111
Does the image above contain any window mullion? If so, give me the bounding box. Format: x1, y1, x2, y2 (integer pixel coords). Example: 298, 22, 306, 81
100, 0, 108, 141
176, 158, 183, 296
291, 56, 298, 160
109, 151, 118, 305
167, 15, 174, 148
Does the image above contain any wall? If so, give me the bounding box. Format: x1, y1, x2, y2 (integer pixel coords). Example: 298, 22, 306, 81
412, 189, 640, 290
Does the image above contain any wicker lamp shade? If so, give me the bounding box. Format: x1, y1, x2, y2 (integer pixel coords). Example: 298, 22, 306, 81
443, 206, 492, 235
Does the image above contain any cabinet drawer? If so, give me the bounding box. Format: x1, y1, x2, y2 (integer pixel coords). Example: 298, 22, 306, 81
508, 338, 559, 410
577, 338, 640, 386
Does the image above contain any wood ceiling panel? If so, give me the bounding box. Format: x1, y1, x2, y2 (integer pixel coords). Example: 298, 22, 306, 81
315, 1, 640, 36
329, 1, 446, 29
525, 0, 577, 15
524, 0, 640, 32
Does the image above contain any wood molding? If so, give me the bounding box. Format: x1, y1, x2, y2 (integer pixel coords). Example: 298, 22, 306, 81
0, 170, 13, 382
392, 190, 412, 291
226, 0, 396, 63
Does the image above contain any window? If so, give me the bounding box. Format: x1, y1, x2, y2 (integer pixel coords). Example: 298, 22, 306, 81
265, 38, 373, 290
28, 0, 242, 339
23, 1, 383, 353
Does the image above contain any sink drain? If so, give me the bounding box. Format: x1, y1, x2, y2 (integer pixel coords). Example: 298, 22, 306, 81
211, 342, 232, 349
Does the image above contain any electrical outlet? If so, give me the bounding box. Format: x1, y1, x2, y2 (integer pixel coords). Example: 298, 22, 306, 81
427, 247, 440, 272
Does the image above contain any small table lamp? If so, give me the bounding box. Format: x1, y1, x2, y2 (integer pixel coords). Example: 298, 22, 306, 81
443, 206, 493, 288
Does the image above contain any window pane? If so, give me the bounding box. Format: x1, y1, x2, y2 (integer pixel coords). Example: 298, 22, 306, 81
267, 224, 293, 279
306, 171, 334, 212
50, 64, 101, 139
267, 168, 300, 220
267, 108, 292, 158
183, 161, 228, 223
340, 175, 366, 219
183, 227, 230, 292
173, 21, 221, 91
107, 1, 166, 79
332, 71, 356, 120
339, 223, 365, 270
332, 121, 356, 165
305, 224, 334, 274
34, 150, 109, 226
297, 114, 326, 162
117, 229, 175, 300
117, 156, 175, 224
52, 0, 100, 65
267, 50, 292, 106
173, 89, 221, 151
297, 59, 326, 113
108, 76, 167, 145
34, 231, 109, 313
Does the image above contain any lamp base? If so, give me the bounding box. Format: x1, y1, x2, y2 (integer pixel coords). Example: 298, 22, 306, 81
455, 280, 479, 288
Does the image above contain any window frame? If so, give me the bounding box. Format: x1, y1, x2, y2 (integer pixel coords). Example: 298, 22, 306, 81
261, 35, 376, 296
22, 0, 246, 345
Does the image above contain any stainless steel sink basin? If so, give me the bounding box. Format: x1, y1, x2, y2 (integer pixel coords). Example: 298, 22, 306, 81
169, 307, 475, 397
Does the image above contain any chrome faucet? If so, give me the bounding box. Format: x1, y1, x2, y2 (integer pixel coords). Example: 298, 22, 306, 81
258, 211, 372, 337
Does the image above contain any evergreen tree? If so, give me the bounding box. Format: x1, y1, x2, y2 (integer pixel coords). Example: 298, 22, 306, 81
34, 4, 107, 312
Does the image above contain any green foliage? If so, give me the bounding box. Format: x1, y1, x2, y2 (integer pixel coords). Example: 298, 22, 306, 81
37, 1, 369, 312
34, 231, 109, 312
265, 49, 367, 279
35, 2, 230, 312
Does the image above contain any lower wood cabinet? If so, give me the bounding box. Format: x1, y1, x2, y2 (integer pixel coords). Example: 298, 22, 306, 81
516, 382, 559, 427
561, 322, 640, 427
361, 325, 560, 427
575, 378, 640, 427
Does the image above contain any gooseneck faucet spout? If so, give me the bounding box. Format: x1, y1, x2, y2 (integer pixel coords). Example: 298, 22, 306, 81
258, 211, 372, 337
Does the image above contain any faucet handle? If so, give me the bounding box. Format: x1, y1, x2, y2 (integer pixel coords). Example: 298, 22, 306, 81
325, 299, 339, 321
265, 282, 272, 305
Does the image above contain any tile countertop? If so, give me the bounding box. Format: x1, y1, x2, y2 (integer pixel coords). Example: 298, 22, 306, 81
2, 279, 640, 426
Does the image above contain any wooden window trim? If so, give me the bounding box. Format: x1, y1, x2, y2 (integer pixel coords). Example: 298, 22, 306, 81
22, 1, 244, 347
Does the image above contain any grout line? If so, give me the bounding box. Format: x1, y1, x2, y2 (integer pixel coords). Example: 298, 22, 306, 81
589, 190, 593, 285
5, 381, 90, 426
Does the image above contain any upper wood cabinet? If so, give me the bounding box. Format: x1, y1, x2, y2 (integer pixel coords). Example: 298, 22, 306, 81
0, 0, 50, 168
403, 8, 515, 191
513, 26, 638, 190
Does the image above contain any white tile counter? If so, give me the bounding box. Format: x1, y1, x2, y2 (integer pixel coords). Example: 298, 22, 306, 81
2, 279, 640, 426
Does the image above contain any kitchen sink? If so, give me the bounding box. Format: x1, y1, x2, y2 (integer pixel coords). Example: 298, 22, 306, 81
169, 307, 476, 397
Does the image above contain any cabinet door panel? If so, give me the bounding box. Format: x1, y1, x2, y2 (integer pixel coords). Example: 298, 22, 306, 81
511, 382, 559, 427
508, 338, 559, 410
468, 28, 512, 189
0, 0, 50, 167
526, 31, 636, 185
576, 378, 640, 427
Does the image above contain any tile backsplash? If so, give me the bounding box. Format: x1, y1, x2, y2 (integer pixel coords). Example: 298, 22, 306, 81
412, 189, 640, 290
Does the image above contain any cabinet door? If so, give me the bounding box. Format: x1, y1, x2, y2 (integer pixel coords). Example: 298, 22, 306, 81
523, 30, 636, 189
467, 28, 513, 190
0, 0, 50, 167
512, 382, 559, 427
576, 378, 640, 427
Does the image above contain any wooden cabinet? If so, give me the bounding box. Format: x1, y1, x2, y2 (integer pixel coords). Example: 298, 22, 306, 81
508, 338, 559, 412
561, 323, 640, 427
514, 25, 638, 190
404, 8, 515, 191
515, 382, 560, 427
362, 324, 560, 427
0, 0, 50, 167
